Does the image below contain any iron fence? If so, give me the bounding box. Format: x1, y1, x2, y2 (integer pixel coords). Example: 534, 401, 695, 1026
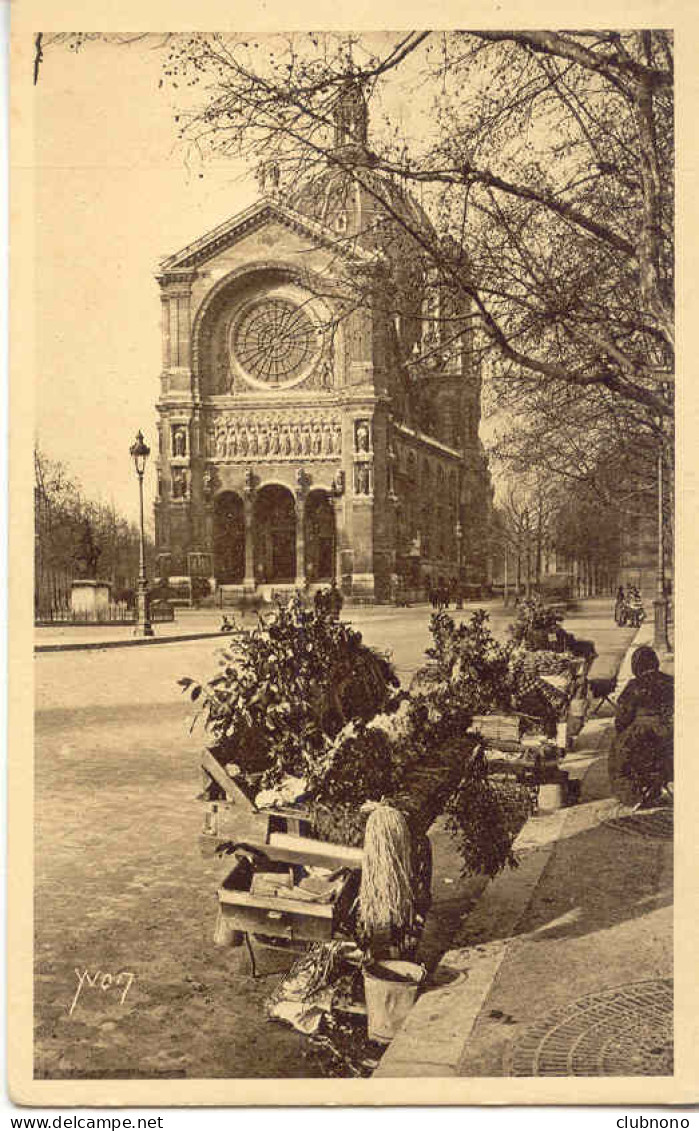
36, 602, 175, 625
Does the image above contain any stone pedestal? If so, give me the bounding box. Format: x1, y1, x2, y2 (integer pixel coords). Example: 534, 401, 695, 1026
71, 580, 112, 618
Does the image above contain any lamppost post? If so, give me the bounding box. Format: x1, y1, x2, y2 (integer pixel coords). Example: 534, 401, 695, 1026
653, 432, 670, 652
130, 430, 154, 638
455, 520, 463, 608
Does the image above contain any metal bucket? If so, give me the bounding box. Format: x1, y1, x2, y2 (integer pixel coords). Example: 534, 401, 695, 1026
363, 960, 426, 1043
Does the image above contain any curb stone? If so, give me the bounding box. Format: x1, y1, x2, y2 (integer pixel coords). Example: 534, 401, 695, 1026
374, 806, 570, 1077
34, 630, 225, 654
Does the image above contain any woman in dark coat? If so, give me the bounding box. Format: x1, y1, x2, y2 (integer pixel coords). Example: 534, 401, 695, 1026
609, 645, 674, 807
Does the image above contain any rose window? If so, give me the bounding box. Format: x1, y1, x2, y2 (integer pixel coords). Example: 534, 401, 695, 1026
232, 298, 318, 387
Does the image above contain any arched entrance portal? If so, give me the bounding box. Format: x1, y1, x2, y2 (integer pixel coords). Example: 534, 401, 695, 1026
254, 485, 296, 584
305, 490, 336, 583
214, 492, 245, 584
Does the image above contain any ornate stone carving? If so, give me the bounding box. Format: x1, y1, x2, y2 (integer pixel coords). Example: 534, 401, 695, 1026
172, 466, 189, 500
202, 466, 218, 501
204, 412, 343, 462
296, 467, 312, 494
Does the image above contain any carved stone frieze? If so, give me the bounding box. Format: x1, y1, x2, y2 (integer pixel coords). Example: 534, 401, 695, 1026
205, 412, 343, 462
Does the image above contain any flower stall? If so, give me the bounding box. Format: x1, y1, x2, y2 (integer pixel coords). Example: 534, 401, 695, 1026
179, 598, 592, 1069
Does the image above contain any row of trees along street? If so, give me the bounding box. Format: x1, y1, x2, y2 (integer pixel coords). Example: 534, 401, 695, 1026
34, 447, 155, 618
37, 31, 674, 585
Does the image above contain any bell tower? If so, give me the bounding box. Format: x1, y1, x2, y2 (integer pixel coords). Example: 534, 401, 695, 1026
333, 78, 369, 148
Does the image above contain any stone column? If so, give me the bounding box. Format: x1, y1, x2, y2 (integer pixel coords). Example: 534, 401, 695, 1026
295, 490, 307, 587
243, 488, 256, 591
332, 493, 346, 587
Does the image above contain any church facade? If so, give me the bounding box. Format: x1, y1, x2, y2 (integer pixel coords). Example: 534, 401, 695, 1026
153, 86, 493, 603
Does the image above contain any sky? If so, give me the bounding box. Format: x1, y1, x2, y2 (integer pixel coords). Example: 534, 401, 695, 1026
35, 37, 259, 527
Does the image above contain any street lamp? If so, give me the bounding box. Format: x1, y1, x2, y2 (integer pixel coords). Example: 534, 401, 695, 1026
130, 430, 154, 638
455, 520, 464, 608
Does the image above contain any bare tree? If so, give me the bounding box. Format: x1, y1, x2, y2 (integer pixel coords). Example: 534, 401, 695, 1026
38, 31, 673, 423
34, 446, 154, 615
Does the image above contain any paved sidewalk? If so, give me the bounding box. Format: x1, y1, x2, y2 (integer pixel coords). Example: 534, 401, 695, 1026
377, 621, 674, 1079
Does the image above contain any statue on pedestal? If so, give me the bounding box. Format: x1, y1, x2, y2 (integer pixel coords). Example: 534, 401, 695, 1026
73, 518, 101, 579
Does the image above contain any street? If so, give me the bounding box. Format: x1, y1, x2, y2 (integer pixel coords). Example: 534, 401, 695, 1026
34, 599, 631, 1078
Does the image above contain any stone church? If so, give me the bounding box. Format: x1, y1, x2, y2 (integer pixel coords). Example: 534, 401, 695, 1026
153, 81, 493, 603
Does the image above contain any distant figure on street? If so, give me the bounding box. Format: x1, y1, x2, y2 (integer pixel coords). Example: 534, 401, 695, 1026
626, 586, 645, 628
614, 585, 626, 625
329, 578, 343, 619
609, 645, 674, 808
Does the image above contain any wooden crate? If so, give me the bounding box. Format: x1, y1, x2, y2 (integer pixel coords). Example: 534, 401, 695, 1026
216, 838, 361, 946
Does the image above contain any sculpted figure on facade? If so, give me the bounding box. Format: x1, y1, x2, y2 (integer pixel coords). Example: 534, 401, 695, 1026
203, 467, 216, 501
319, 358, 333, 388
356, 420, 370, 453
312, 427, 322, 455
356, 463, 370, 496
172, 425, 187, 458
172, 467, 188, 500
270, 428, 280, 456
239, 428, 249, 456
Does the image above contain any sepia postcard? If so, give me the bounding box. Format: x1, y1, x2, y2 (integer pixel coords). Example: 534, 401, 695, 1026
8, 0, 699, 1109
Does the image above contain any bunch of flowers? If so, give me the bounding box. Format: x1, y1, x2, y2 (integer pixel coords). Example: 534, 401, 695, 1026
509, 597, 564, 649
179, 594, 399, 786
415, 609, 517, 716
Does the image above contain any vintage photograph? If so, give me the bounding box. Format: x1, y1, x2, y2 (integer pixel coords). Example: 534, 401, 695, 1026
23, 25, 676, 1097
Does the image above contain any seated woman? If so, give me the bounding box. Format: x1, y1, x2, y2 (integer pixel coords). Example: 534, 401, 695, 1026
608, 645, 674, 807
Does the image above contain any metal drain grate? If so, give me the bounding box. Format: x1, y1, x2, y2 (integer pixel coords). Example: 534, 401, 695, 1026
505, 980, 673, 1076
605, 809, 674, 840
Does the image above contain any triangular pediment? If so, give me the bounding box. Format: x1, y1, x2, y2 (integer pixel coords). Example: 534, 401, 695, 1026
158, 196, 374, 274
